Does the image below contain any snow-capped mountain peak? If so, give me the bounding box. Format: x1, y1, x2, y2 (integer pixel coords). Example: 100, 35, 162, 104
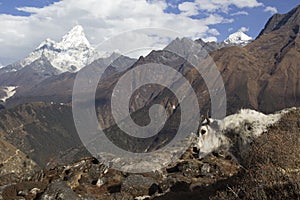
18, 25, 100, 73
37, 38, 56, 49
224, 31, 253, 45
59, 25, 91, 49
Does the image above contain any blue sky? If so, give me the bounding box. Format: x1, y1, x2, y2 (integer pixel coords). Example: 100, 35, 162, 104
163, 0, 300, 40
209, 0, 300, 40
0, 0, 299, 65
0, 0, 60, 16
0, 0, 298, 40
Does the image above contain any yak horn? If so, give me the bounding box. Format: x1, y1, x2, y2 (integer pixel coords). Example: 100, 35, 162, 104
205, 117, 210, 125
205, 110, 210, 125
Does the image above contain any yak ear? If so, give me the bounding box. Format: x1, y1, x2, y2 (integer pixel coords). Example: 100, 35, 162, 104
200, 115, 205, 123
200, 110, 210, 123
205, 117, 211, 125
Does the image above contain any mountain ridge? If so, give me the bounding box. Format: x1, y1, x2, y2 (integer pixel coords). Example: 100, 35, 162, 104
258, 5, 300, 37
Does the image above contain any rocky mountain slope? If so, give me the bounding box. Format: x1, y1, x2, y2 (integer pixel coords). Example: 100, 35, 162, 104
140, 5, 300, 115
3, 54, 136, 108
258, 5, 300, 37
216, 7, 300, 113
94, 4, 300, 130
0, 108, 299, 199
0, 56, 59, 88
0, 102, 90, 167
0, 137, 40, 187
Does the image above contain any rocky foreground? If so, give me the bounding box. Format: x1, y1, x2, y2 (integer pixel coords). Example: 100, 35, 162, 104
0, 108, 299, 199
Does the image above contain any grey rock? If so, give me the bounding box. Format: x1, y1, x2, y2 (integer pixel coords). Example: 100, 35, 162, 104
38, 181, 80, 200
178, 161, 200, 178
122, 175, 158, 197
200, 163, 211, 177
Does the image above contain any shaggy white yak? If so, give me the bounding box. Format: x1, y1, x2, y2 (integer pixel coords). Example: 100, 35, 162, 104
194, 108, 292, 159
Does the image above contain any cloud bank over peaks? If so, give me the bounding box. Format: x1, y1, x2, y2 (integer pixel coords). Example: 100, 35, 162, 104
178, 0, 263, 15
0, 0, 249, 65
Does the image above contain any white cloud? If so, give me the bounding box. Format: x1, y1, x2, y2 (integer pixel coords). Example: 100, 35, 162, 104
199, 14, 233, 24
202, 36, 217, 42
0, 0, 238, 65
238, 27, 250, 32
178, 2, 199, 16
231, 11, 249, 16
228, 27, 234, 32
166, 2, 177, 9
178, 0, 263, 14
264, 6, 278, 15
208, 28, 220, 36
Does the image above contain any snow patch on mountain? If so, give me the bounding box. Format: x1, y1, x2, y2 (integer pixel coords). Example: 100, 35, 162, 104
19, 25, 101, 73
224, 31, 253, 46
0, 86, 18, 102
